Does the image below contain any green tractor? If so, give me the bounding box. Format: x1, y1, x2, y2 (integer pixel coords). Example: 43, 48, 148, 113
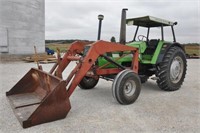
96, 9, 187, 91
5, 9, 188, 128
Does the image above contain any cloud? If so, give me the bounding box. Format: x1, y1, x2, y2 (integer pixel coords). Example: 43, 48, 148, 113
45, 0, 200, 43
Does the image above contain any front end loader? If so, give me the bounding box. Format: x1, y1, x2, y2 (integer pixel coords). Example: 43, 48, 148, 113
6, 40, 140, 128
6, 8, 187, 128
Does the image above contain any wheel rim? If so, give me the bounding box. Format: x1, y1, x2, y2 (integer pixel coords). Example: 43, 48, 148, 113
123, 80, 136, 97
170, 56, 184, 83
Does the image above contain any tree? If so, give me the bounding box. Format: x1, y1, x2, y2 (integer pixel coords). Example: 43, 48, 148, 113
110, 36, 116, 42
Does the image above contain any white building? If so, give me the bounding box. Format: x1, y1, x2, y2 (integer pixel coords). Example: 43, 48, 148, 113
0, 0, 45, 54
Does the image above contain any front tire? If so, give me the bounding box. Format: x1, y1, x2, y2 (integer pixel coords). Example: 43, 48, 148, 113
112, 70, 141, 105
79, 76, 99, 89
156, 46, 187, 91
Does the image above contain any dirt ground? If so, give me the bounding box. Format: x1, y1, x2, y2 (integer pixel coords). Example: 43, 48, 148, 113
0, 59, 199, 133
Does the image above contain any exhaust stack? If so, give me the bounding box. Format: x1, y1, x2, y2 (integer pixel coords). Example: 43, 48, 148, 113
97, 14, 104, 40
119, 8, 128, 45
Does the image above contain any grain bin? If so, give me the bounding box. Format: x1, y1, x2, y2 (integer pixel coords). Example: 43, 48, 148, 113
0, 0, 45, 54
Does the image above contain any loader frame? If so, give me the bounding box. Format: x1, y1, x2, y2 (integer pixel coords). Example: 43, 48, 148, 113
6, 40, 139, 128
52, 40, 139, 97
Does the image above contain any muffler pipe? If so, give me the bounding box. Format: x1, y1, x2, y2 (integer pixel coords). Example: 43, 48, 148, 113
119, 8, 128, 45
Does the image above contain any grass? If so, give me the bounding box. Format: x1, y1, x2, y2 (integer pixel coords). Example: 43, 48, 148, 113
184, 45, 200, 56
46, 43, 71, 53
46, 43, 200, 56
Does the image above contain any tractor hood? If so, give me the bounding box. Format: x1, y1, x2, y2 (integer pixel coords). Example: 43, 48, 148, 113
127, 41, 147, 53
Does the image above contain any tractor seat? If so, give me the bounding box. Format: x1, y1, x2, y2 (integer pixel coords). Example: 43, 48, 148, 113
144, 39, 159, 55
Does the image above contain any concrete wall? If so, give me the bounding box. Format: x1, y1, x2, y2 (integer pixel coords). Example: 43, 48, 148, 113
0, 0, 45, 54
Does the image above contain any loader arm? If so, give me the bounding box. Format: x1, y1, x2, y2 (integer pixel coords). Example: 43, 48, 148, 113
6, 40, 138, 128
55, 41, 88, 78
65, 40, 139, 96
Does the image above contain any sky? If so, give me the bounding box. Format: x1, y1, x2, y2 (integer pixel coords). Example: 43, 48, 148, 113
45, 0, 200, 43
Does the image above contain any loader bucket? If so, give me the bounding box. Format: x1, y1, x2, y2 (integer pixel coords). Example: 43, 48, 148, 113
6, 68, 71, 128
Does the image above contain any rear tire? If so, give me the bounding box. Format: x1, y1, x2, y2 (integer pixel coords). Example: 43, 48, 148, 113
79, 76, 99, 89
156, 46, 187, 91
112, 70, 141, 105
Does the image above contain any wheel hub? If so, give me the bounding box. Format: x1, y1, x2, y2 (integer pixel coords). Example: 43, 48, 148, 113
170, 56, 184, 83
124, 80, 136, 97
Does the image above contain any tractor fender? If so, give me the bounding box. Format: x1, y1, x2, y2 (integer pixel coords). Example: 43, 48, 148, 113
156, 42, 184, 64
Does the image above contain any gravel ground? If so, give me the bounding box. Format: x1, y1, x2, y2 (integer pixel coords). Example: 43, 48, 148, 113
0, 59, 199, 133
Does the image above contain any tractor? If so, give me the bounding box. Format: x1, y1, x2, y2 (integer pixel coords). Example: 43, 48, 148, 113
6, 9, 187, 128
99, 9, 187, 89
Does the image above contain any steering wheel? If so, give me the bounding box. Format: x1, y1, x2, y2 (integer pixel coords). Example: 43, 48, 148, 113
138, 35, 148, 41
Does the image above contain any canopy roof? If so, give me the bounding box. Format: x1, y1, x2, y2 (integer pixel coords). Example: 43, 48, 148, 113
126, 16, 175, 27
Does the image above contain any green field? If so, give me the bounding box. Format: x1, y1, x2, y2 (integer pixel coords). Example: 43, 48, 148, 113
46, 43, 71, 53
46, 43, 200, 57
184, 45, 200, 56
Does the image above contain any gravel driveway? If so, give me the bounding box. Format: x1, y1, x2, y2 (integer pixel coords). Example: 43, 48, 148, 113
0, 59, 199, 132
